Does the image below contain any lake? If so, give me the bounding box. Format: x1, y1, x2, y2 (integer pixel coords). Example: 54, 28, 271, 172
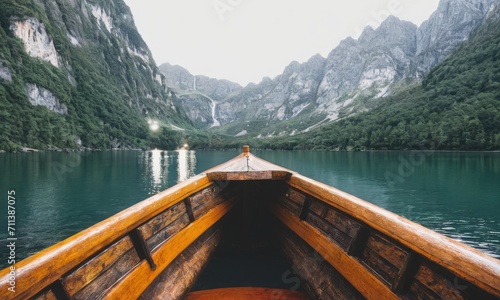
1, 150, 499, 269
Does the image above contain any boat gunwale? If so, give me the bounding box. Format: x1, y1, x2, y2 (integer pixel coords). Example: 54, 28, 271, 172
0, 173, 214, 299
287, 173, 500, 297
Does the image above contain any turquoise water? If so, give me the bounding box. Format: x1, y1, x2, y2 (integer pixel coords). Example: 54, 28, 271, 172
0, 150, 499, 269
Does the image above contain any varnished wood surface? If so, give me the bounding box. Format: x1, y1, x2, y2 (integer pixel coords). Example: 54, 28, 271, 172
102, 200, 235, 299
186, 287, 310, 300
139, 228, 223, 300
0, 174, 212, 300
273, 203, 400, 300
287, 173, 500, 298
204, 150, 293, 181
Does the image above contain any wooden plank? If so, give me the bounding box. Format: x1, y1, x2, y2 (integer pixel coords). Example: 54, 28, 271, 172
0, 174, 212, 300
138, 202, 187, 240
139, 228, 223, 299
414, 263, 465, 300
407, 280, 441, 300
365, 233, 409, 270
61, 236, 134, 297
306, 212, 353, 250
277, 195, 302, 216
186, 287, 309, 300
273, 203, 400, 300
192, 193, 229, 220
288, 174, 500, 297
279, 227, 365, 300
145, 214, 191, 252
73, 248, 141, 300
285, 187, 307, 206
308, 198, 361, 238
102, 200, 235, 300
361, 247, 398, 287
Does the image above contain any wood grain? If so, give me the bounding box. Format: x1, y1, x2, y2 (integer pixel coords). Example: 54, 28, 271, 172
273, 203, 400, 300
102, 200, 235, 300
0, 174, 212, 300
139, 228, 223, 299
61, 236, 134, 296
288, 174, 500, 297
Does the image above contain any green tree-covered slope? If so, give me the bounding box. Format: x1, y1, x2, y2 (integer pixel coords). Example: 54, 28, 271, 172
0, 0, 191, 151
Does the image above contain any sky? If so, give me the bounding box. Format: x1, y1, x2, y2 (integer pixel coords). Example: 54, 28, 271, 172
123, 0, 440, 86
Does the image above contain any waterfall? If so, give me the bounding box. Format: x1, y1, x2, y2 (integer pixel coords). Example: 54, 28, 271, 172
210, 98, 221, 128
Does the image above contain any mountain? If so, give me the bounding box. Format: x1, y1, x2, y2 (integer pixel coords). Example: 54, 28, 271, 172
159, 63, 242, 128
164, 0, 497, 138
416, 0, 499, 74
0, 0, 190, 151
246, 3, 500, 151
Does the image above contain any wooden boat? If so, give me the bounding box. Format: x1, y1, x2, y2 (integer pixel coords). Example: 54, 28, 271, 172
1, 146, 499, 300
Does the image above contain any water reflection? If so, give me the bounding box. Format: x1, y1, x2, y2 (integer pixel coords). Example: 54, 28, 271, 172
141, 150, 197, 194
143, 150, 170, 195
177, 150, 196, 183
151, 149, 164, 185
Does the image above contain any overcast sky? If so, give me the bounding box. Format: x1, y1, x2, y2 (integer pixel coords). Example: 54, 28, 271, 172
123, 0, 440, 86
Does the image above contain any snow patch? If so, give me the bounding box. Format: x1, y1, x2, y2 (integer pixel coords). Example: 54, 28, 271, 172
91, 5, 113, 32
26, 84, 68, 115
10, 18, 60, 67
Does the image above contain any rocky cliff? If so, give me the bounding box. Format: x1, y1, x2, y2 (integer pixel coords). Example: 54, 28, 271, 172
416, 0, 499, 74
0, 0, 189, 150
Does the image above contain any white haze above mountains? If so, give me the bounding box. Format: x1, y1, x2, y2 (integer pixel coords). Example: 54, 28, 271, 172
123, 0, 440, 86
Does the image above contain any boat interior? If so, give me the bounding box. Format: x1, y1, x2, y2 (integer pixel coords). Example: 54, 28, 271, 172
1, 147, 499, 300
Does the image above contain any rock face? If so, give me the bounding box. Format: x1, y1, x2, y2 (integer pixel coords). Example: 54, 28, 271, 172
10, 18, 61, 68
26, 84, 68, 115
416, 0, 498, 74
315, 16, 418, 120
217, 54, 326, 125
163, 0, 498, 136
